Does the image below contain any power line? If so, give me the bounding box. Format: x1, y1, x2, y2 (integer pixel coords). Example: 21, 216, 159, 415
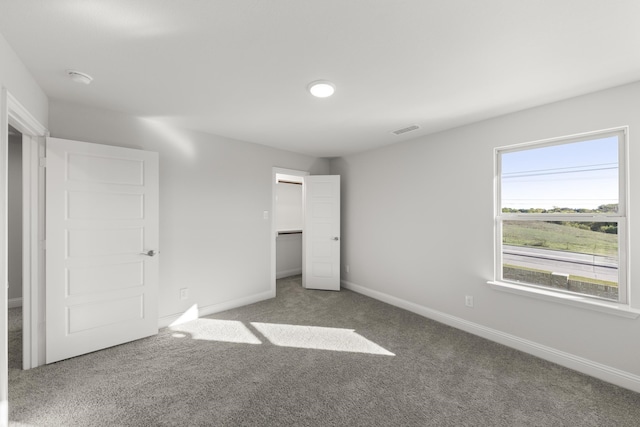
502, 165, 617, 179
502, 162, 616, 176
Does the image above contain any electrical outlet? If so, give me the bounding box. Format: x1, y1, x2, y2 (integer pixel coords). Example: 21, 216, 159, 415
465, 295, 474, 307
346, 265, 350, 273
180, 288, 189, 300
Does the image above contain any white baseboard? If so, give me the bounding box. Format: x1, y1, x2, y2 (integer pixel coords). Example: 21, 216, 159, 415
341, 279, 640, 394
158, 289, 275, 329
276, 268, 302, 279
8, 297, 22, 308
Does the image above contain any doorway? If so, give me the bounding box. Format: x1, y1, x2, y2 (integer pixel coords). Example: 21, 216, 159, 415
271, 168, 308, 295
275, 174, 303, 279
7, 125, 22, 371
271, 168, 342, 294
2, 90, 48, 426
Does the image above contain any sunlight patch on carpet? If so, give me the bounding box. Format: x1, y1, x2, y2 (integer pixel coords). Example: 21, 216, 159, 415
251, 323, 395, 356
169, 304, 199, 327
169, 319, 262, 344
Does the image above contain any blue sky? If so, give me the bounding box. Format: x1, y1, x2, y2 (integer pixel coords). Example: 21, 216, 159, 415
501, 136, 619, 210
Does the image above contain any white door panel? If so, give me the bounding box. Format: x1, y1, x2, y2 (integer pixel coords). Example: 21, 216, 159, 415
303, 175, 340, 291
67, 191, 144, 219
46, 137, 159, 364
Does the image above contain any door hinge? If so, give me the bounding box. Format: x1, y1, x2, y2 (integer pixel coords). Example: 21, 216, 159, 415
39, 157, 46, 168
40, 240, 46, 251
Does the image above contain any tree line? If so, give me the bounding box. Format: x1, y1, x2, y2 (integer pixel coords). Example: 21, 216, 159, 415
501, 204, 618, 234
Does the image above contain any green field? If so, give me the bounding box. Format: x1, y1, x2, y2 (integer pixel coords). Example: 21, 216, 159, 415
503, 220, 618, 257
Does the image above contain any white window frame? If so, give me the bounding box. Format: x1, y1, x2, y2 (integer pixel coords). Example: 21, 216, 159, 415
489, 127, 639, 318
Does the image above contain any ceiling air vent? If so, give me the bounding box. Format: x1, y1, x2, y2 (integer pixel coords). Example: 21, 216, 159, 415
391, 124, 420, 136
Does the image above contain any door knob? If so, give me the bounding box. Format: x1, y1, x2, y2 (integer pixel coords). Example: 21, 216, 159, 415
333, 237, 340, 241
142, 250, 158, 257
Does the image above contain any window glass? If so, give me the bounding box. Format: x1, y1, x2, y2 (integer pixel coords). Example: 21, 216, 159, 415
502, 220, 618, 300
501, 136, 618, 213
496, 130, 625, 302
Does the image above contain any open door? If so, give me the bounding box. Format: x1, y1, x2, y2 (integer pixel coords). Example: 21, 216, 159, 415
303, 175, 340, 291
45, 137, 159, 363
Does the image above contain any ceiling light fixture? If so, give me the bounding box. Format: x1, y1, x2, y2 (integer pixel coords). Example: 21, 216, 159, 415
67, 70, 93, 85
308, 80, 335, 98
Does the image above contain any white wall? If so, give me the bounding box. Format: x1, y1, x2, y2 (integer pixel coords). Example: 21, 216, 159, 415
331, 82, 640, 386
0, 30, 48, 303
276, 234, 302, 279
48, 100, 330, 324
0, 32, 48, 128
7, 132, 21, 302
276, 182, 303, 231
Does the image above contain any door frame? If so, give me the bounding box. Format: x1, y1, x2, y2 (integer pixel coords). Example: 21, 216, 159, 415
271, 167, 309, 295
1, 88, 47, 427
21, 131, 46, 369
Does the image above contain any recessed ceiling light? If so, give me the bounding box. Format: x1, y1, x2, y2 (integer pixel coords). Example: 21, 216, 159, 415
67, 70, 93, 85
308, 80, 335, 98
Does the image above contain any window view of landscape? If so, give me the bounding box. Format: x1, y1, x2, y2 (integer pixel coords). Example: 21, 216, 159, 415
499, 134, 621, 301
502, 218, 618, 300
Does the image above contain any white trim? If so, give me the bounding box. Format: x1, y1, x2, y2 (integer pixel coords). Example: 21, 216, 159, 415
1, 88, 10, 427
276, 268, 302, 279
488, 280, 640, 319
6, 92, 48, 139
2, 89, 48, 427
7, 298, 22, 309
20, 136, 31, 370
158, 290, 274, 329
494, 126, 630, 305
273, 167, 310, 180
342, 279, 640, 394
21, 134, 41, 370
495, 126, 628, 153
7, 95, 46, 372
24, 136, 43, 369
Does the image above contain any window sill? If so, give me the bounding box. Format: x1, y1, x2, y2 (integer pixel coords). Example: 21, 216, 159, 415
487, 280, 640, 319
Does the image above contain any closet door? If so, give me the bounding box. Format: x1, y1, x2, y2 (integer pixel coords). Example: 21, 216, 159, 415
303, 175, 340, 291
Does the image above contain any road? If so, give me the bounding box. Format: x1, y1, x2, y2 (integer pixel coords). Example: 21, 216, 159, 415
502, 245, 618, 283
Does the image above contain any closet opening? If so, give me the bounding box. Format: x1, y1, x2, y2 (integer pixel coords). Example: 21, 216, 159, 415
275, 173, 304, 280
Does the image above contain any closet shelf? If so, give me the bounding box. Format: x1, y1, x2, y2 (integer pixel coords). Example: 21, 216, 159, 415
277, 230, 302, 235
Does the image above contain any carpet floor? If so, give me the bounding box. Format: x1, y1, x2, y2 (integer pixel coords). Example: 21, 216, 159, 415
8, 275, 640, 426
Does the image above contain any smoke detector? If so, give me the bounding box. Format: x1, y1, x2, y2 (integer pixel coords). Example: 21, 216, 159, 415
67, 70, 93, 85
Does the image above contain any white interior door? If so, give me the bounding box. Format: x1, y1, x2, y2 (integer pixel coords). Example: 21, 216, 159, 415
303, 175, 340, 291
45, 137, 159, 364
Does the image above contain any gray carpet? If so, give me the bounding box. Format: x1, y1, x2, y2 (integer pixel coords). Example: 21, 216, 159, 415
8, 307, 22, 371
8, 275, 640, 426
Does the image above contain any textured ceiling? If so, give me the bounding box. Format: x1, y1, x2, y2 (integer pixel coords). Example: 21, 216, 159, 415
1, 0, 639, 157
